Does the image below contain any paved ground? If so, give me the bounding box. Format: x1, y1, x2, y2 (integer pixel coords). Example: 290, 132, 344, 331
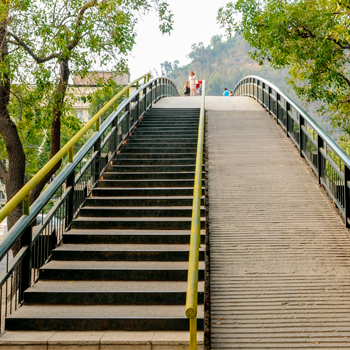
208, 98, 350, 349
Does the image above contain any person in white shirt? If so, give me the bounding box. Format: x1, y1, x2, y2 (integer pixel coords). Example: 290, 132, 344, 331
189, 71, 197, 97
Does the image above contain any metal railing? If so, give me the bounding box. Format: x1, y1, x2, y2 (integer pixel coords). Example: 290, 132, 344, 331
234, 75, 350, 227
0, 74, 178, 330
186, 80, 205, 350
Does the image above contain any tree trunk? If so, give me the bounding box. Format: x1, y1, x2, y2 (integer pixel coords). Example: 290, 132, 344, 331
0, 22, 26, 233
30, 58, 70, 203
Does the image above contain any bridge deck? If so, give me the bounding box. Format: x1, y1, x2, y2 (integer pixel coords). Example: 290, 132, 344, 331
208, 98, 350, 349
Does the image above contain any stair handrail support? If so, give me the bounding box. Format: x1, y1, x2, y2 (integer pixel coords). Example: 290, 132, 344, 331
186, 80, 205, 350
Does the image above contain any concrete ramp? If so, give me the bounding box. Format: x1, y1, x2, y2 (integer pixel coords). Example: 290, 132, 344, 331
208, 97, 350, 349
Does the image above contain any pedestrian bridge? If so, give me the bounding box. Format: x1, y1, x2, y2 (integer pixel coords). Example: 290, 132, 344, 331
0, 75, 350, 349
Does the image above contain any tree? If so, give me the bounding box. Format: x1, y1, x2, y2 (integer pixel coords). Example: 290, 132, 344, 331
88, 78, 125, 117
1, 83, 83, 182
217, 0, 350, 132
160, 60, 179, 75
0, 0, 173, 232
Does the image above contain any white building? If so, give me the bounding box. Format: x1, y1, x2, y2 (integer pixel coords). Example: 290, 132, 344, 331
71, 71, 130, 123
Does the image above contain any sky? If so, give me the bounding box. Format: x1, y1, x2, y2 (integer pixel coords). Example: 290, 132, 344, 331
128, 0, 231, 80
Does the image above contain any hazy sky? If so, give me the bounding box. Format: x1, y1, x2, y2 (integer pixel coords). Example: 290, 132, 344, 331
128, 0, 231, 79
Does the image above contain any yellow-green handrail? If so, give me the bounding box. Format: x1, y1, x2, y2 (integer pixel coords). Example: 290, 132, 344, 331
0, 72, 151, 224
186, 80, 205, 350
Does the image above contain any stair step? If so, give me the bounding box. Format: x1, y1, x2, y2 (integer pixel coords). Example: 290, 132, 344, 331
39, 260, 205, 281
135, 126, 198, 131
107, 165, 202, 172
111, 158, 197, 165
138, 123, 199, 127
5, 305, 204, 331
97, 179, 203, 188
51, 243, 205, 261
85, 195, 204, 206
127, 136, 198, 141
102, 172, 199, 180
147, 110, 199, 114
24, 280, 205, 305
91, 187, 204, 196
71, 216, 205, 230
121, 148, 198, 154
115, 153, 197, 159
132, 131, 199, 135
0, 331, 205, 349
78, 206, 205, 218
63, 229, 206, 244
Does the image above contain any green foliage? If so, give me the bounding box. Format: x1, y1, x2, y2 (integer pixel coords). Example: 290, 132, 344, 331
217, 0, 350, 134
0, 83, 82, 180
88, 78, 124, 118
0, 0, 173, 183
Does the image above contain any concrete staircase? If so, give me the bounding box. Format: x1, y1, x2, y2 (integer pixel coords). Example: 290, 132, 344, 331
5, 108, 206, 333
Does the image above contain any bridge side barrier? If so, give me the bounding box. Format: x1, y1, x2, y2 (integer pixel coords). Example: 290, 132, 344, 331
0, 75, 178, 331
234, 76, 350, 227
186, 80, 205, 350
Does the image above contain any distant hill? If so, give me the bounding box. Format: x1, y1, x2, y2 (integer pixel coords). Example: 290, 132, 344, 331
167, 34, 292, 96
165, 34, 338, 138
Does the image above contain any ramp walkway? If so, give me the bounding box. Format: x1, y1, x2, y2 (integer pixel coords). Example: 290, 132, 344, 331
207, 98, 350, 349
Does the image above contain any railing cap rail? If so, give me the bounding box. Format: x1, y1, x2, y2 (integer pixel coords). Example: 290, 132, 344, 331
235, 75, 350, 170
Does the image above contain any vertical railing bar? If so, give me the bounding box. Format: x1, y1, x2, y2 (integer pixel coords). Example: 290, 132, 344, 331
10, 273, 13, 314
344, 165, 350, 227
299, 114, 304, 158
5, 279, 7, 317
317, 135, 324, 184
0, 287, 2, 330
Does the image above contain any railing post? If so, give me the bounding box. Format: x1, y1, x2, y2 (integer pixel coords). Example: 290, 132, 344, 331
276, 93, 280, 124
344, 166, 350, 228
190, 317, 197, 350
19, 225, 32, 301
135, 93, 140, 121
154, 80, 158, 102
22, 195, 30, 216
299, 114, 304, 157
94, 136, 101, 183
286, 102, 290, 137
317, 135, 324, 184
126, 102, 131, 135
66, 170, 75, 229
112, 111, 119, 152
143, 85, 147, 114
268, 86, 271, 115
262, 83, 265, 106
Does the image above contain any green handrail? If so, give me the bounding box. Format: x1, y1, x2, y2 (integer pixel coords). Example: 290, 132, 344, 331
186, 80, 205, 350
0, 72, 151, 224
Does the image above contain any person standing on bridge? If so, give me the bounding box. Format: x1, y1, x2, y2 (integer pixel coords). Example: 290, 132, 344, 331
189, 71, 198, 97
183, 81, 190, 96
223, 88, 230, 96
